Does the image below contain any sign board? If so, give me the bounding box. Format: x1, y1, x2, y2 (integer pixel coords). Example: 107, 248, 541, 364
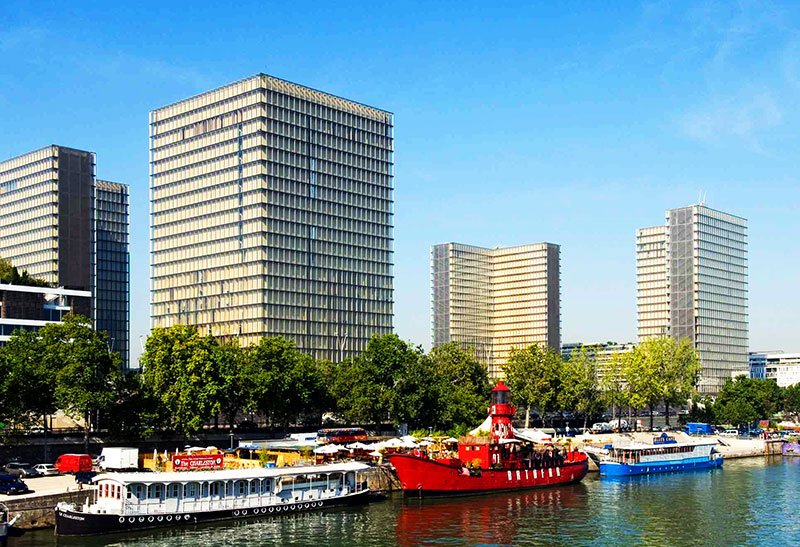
172, 454, 224, 471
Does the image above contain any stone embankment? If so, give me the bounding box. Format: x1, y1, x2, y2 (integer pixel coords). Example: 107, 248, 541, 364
1, 477, 94, 529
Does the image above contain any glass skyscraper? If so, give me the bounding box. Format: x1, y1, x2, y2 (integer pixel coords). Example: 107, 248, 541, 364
637, 204, 748, 394
94, 180, 130, 367
432, 242, 560, 379
0, 146, 130, 368
149, 74, 394, 361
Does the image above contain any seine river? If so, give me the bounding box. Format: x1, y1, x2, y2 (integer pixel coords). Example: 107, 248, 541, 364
17, 457, 800, 546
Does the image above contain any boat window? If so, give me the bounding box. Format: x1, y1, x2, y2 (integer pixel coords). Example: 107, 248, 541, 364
211, 481, 222, 498
167, 483, 181, 498
201, 482, 209, 497
184, 483, 199, 498
225, 481, 234, 497
249, 480, 259, 495
129, 483, 144, 499
236, 480, 247, 496
148, 484, 164, 500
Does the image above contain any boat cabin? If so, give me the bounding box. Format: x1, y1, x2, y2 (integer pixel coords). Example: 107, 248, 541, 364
86, 462, 368, 516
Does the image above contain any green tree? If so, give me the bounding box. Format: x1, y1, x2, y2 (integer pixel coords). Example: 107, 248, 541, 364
213, 340, 252, 431
43, 315, 122, 452
331, 334, 421, 429
715, 398, 758, 428
0, 329, 57, 459
600, 351, 628, 420
662, 338, 701, 426
502, 344, 563, 427
249, 337, 330, 430
785, 383, 800, 422
559, 346, 602, 430
140, 325, 221, 437
425, 343, 491, 432
391, 355, 443, 430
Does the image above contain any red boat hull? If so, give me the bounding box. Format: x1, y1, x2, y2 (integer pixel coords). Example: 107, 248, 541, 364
389, 452, 589, 496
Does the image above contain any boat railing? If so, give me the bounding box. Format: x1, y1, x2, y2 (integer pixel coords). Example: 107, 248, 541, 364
119, 487, 349, 516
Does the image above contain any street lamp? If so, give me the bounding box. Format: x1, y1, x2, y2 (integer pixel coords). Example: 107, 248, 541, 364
229, 432, 235, 451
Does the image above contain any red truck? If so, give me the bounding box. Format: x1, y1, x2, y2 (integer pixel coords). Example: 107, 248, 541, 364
54, 454, 93, 474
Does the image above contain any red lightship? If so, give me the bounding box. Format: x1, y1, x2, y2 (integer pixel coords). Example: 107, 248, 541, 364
389, 382, 589, 496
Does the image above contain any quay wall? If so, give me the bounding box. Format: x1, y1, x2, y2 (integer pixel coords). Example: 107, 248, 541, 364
3, 490, 93, 530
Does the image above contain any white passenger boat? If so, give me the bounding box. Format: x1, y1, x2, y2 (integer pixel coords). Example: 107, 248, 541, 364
55, 461, 376, 536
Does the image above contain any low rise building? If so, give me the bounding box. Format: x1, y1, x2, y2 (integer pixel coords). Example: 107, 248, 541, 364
749, 351, 800, 387
0, 283, 91, 343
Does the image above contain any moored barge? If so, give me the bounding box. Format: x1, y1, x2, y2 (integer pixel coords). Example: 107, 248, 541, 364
55, 461, 375, 536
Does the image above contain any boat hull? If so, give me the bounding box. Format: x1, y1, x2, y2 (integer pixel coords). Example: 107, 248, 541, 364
389, 453, 589, 496
55, 490, 374, 536
599, 456, 723, 477
782, 442, 800, 456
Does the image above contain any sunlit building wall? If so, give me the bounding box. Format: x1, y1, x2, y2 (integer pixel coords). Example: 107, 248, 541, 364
431, 242, 560, 379
0, 146, 130, 368
149, 74, 394, 361
637, 205, 748, 394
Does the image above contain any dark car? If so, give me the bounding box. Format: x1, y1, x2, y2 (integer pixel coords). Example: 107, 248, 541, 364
0, 473, 29, 494
5, 462, 41, 478
75, 471, 98, 485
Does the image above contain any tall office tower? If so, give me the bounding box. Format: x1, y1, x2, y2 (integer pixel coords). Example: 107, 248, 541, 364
636, 225, 668, 339
0, 146, 130, 368
94, 181, 130, 367
636, 205, 748, 394
149, 74, 394, 361
431, 242, 560, 379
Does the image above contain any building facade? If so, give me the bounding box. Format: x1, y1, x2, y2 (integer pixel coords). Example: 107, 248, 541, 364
0, 146, 130, 368
637, 205, 748, 394
149, 74, 394, 361
749, 351, 800, 387
431, 242, 560, 378
94, 181, 130, 366
0, 284, 91, 343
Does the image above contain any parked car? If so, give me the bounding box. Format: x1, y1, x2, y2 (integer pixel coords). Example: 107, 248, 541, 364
591, 422, 612, 433
0, 474, 29, 495
32, 463, 60, 476
720, 429, 739, 437
5, 462, 41, 478
75, 471, 97, 485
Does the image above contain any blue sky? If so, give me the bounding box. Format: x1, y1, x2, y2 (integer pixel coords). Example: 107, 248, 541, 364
2, 1, 799, 363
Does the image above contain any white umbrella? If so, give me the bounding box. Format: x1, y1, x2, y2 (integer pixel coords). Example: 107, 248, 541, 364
369, 451, 382, 457
401, 435, 418, 443
418, 440, 433, 446
313, 445, 340, 454
382, 438, 405, 448
443, 437, 459, 443
347, 442, 370, 450
401, 438, 419, 448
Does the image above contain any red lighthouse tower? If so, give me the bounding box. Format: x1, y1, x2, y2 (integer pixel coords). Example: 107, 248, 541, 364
489, 381, 516, 441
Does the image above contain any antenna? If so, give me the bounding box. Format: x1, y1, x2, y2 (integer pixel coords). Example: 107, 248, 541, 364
698, 191, 707, 206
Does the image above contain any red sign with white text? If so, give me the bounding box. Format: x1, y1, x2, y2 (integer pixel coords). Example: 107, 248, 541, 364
172, 454, 224, 471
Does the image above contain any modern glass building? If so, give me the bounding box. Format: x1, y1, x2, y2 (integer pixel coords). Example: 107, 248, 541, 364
149, 74, 394, 361
94, 181, 130, 367
431, 242, 560, 379
0, 146, 130, 368
637, 204, 748, 394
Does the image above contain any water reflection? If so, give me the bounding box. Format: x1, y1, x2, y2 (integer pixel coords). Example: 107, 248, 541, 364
397, 485, 589, 546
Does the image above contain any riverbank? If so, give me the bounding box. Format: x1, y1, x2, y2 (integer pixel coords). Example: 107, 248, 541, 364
0, 475, 95, 529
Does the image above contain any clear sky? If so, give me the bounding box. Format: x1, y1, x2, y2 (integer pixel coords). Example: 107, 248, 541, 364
2, 1, 798, 364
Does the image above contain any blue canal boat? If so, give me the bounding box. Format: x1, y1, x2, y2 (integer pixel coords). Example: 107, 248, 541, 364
596, 433, 723, 477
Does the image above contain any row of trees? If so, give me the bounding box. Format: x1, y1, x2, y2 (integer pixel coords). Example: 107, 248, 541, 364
0, 315, 122, 453
503, 337, 701, 430
3, 317, 794, 450
691, 375, 800, 427
139, 327, 491, 437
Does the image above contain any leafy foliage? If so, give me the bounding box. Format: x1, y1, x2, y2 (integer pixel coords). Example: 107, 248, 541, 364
502, 344, 563, 426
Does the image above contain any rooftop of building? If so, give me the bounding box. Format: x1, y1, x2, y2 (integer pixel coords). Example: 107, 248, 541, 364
151, 73, 393, 121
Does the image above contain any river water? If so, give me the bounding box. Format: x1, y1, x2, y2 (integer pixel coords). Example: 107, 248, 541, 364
16, 457, 800, 546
